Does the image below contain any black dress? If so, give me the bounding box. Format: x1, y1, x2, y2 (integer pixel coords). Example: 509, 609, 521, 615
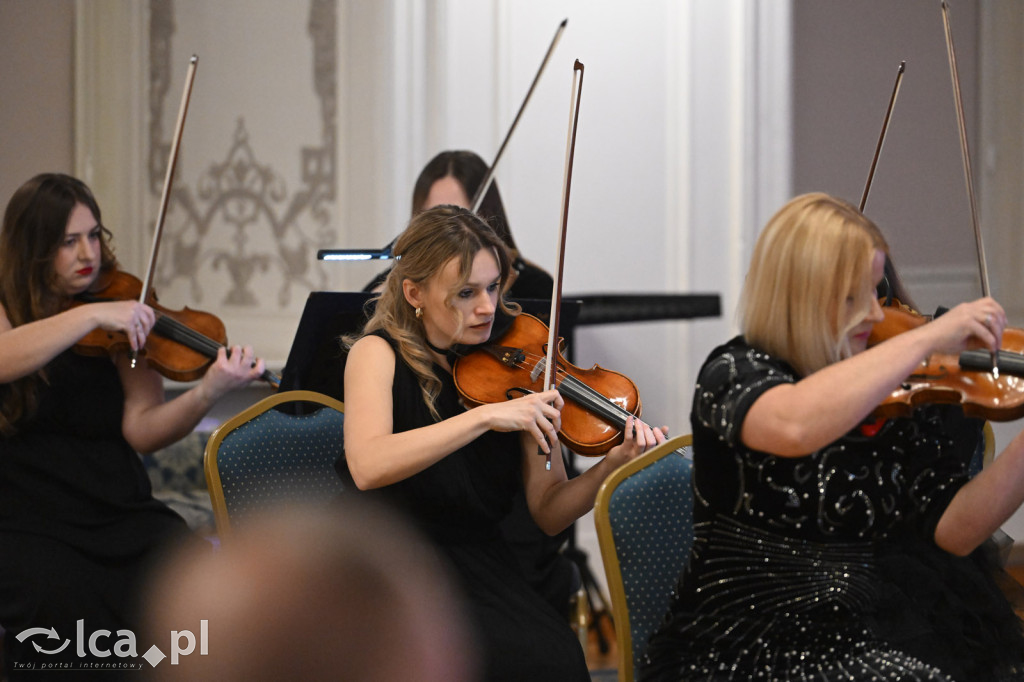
359, 332, 589, 681
641, 336, 1024, 682
0, 351, 189, 675
364, 259, 576, 618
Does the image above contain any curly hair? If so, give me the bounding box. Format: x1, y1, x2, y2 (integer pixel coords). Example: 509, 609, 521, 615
349, 205, 519, 420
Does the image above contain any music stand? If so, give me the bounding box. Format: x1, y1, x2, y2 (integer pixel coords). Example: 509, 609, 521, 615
279, 293, 581, 401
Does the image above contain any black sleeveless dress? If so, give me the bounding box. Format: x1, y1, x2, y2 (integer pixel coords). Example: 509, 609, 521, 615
0, 351, 189, 675
641, 336, 1024, 682
360, 332, 589, 681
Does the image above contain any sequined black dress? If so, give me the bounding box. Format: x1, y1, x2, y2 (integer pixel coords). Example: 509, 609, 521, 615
641, 336, 1024, 681
357, 332, 589, 682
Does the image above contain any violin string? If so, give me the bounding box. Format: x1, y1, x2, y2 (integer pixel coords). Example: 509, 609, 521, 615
154, 316, 220, 353
512, 349, 636, 427
153, 314, 281, 386
154, 315, 223, 357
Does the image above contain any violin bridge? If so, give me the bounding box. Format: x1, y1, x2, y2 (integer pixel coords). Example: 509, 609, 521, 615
531, 357, 546, 383
481, 345, 526, 369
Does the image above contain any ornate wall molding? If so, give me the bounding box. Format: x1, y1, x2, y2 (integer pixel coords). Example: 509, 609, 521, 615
148, 0, 337, 343
78, 0, 344, 368
74, 0, 149, 275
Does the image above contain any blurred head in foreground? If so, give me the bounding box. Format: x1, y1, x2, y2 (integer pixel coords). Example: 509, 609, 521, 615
144, 499, 478, 681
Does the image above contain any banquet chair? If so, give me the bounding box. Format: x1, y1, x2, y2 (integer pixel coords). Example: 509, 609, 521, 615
982, 420, 996, 469
204, 390, 347, 540
594, 435, 694, 682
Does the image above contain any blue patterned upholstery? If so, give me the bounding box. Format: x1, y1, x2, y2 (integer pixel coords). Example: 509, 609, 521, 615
594, 435, 694, 682
204, 390, 347, 539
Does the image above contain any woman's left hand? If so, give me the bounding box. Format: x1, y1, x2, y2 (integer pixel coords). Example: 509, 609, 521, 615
197, 345, 266, 404
603, 416, 668, 469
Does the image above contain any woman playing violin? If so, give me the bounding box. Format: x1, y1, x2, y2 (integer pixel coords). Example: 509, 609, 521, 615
860, 235, 1024, 677
344, 204, 666, 681
0, 173, 266, 675
641, 192, 1024, 681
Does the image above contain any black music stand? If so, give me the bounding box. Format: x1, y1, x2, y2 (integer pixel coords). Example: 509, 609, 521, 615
279, 293, 581, 400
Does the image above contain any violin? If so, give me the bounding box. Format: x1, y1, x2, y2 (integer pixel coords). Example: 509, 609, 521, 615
453, 313, 641, 455
453, 58, 653, 458
856, 6, 1021, 421
74, 56, 276, 389
73, 268, 281, 388
868, 303, 1024, 421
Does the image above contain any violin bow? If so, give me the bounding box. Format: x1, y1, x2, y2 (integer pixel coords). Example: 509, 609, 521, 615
471, 18, 567, 212
859, 61, 905, 213
132, 55, 199, 368
319, 20, 566, 263
541, 59, 584, 470
941, 1, 998, 376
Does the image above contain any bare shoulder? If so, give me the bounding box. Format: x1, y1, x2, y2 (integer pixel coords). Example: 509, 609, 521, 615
0, 302, 10, 332
346, 334, 396, 383
348, 334, 394, 362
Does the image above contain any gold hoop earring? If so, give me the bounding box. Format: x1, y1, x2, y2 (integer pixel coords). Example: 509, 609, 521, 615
415, 307, 423, 319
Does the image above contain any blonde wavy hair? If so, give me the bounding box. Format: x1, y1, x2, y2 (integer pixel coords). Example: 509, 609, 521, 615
740, 192, 888, 377
349, 205, 519, 420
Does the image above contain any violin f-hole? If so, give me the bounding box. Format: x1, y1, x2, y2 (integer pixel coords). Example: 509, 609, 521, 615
506, 387, 535, 401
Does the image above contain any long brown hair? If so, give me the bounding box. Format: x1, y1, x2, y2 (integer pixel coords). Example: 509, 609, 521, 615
0, 174, 118, 434
411, 150, 519, 259
351, 205, 518, 420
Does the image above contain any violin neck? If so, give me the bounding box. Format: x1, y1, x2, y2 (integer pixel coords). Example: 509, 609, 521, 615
154, 315, 222, 358
960, 349, 1024, 378
153, 315, 281, 388
557, 373, 634, 428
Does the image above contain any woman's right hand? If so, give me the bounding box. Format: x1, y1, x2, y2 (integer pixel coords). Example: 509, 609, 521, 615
478, 388, 564, 454
92, 300, 156, 351
913, 297, 1006, 357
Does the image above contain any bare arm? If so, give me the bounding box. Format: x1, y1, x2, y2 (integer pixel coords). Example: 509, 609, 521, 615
934, 428, 1024, 556
0, 300, 152, 383
343, 335, 563, 490
522, 416, 667, 535
743, 299, 1004, 457
119, 345, 265, 454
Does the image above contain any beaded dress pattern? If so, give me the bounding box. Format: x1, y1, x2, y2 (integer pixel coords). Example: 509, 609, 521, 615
641, 337, 972, 681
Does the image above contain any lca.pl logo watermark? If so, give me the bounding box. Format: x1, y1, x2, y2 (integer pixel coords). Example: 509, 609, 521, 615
12, 620, 208, 670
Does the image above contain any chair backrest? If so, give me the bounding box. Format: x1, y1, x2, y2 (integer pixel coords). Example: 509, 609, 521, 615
982, 420, 996, 469
204, 390, 347, 540
594, 434, 694, 682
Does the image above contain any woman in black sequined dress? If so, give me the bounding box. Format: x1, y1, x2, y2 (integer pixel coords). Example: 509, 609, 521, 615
641, 192, 1024, 681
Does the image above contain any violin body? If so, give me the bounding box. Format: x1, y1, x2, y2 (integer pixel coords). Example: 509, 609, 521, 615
73, 269, 230, 383
869, 303, 1024, 421
453, 313, 641, 455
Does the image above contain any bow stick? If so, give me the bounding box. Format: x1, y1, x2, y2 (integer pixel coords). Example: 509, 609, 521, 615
941, 1, 998, 376
317, 20, 567, 263
471, 18, 568, 212
540, 59, 584, 470
860, 61, 905, 213
132, 54, 199, 368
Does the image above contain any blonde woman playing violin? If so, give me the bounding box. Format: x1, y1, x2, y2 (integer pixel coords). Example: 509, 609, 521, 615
344, 205, 667, 682
642, 192, 1024, 682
